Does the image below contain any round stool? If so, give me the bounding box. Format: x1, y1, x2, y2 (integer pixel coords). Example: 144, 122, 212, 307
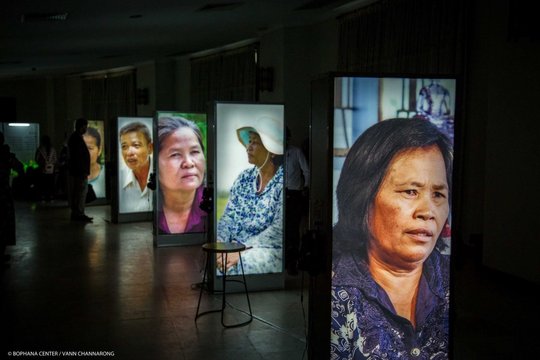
195, 242, 253, 328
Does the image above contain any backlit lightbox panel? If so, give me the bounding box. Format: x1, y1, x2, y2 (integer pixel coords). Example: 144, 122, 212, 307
308, 75, 460, 360
85, 120, 107, 202
209, 102, 285, 291
113, 116, 154, 223
153, 111, 207, 247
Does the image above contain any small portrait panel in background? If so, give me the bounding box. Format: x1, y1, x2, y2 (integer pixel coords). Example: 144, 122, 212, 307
215, 103, 285, 276
118, 118, 153, 213
83, 122, 106, 198
157, 116, 207, 234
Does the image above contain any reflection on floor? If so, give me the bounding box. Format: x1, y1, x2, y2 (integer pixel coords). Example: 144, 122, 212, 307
2, 202, 308, 360
2, 201, 540, 359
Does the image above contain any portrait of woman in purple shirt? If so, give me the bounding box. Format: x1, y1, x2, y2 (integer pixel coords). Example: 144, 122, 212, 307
157, 116, 207, 234
331, 118, 452, 360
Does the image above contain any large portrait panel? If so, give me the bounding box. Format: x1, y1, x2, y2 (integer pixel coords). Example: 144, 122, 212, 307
330, 77, 456, 359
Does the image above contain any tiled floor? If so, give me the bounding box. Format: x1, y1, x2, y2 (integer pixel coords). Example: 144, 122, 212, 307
451, 252, 540, 359
2, 202, 308, 359
3, 201, 540, 359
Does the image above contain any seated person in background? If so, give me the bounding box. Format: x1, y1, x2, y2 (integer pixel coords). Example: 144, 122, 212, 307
331, 118, 452, 359
118, 122, 153, 213
217, 117, 284, 275
157, 116, 207, 234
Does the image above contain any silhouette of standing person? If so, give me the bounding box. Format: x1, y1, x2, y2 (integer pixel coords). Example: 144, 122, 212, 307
285, 127, 309, 275
1, 130, 24, 266
56, 134, 69, 199
67, 118, 92, 222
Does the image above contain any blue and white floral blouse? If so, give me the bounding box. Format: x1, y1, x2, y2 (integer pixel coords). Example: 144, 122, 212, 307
331, 249, 450, 360
217, 166, 283, 275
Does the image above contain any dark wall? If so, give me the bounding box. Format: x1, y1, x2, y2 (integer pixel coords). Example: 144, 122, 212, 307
463, 0, 540, 283
0, 97, 16, 122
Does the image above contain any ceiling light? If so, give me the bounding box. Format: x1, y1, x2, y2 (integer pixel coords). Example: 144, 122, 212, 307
197, 2, 244, 12
8, 123, 30, 127
21, 12, 69, 23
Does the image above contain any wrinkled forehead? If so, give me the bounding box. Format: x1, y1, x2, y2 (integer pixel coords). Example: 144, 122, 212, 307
121, 131, 150, 145
383, 145, 448, 184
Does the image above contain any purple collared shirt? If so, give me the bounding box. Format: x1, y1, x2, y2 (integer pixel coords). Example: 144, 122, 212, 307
331, 249, 450, 360
158, 186, 207, 234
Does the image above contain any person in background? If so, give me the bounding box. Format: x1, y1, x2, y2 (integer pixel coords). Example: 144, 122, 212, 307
56, 134, 69, 199
83, 127, 106, 198
284, 127, 310, 275
67, 118, 92, 222
35, 135, 58, 202
157, 116, 207, 234
331, 118, 452, 359
118, 122, 153, 213
217, 118, 284, 275
1, 130, 24, 266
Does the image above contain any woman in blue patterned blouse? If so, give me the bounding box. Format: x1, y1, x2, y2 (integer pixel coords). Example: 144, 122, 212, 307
217, 117, 284, 275
331, 118, 453, 360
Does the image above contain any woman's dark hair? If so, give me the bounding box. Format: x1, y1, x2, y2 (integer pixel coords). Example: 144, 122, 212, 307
85, 127, 102, 148
158, 116, 204, 152
333, 117, 453, 257
85, 127, 102, 164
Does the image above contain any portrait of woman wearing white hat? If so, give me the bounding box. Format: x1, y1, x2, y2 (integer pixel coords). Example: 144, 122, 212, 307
216, 115, 284, 275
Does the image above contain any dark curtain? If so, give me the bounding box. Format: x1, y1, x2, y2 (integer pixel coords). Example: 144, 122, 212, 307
190, 44, 258, 112
82, 70, 136, 121
106, 72, 136, 120
338, 0, 466, 75
82, 78, 106, 120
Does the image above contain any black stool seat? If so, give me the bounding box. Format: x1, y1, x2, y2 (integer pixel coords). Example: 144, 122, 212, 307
202, 242, 246, 253
195, 241, 253, 328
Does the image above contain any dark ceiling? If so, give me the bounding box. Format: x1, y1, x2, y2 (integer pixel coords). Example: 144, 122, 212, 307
1, 0, 373, 79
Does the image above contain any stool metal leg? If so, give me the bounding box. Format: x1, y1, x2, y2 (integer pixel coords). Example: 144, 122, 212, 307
220, 252, 228, 326
238, 253, 253, 319
221, 252, 252, 328
195, 252, 209, 320
195, 249, 252, 328
195, 251, 231, 322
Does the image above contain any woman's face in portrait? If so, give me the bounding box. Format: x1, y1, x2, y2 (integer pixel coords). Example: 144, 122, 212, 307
246, 132, 270, 167
83, 133, 101, 166
120, 131, 153, 172
159, 127, 205, 193
368, 145, 449, 269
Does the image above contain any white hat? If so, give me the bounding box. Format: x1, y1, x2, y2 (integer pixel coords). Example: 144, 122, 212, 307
236, 116, 284, 155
